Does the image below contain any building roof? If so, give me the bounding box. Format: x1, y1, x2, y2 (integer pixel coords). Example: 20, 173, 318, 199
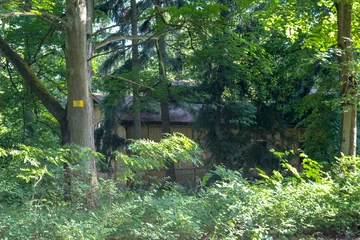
92, 93, 105, 103
93, 93, 200, 124
119, 105, 199, 124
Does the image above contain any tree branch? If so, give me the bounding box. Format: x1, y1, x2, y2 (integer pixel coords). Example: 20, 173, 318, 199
97, 73, 154, 90
92, 11, 166, 36
93, 34, 159, 51
31, 27, 56, 65
2, 11, 67, 29
89, 47, 130, 61
0, 35, 66, 123
2, 11, 38, 17
5, 59, 19, 91
92, 24, 130, 36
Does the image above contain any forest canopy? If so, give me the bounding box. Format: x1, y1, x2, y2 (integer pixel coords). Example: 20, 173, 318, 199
1, 0, 360, 239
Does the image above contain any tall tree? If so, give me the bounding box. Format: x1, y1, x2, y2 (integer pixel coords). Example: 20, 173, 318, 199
65, 0, 98, 201
0, 0, 99, 203
336, 0, 356, 156
153, 0, 175, 181
131, 0, 142, 139
259, 0, 359, 157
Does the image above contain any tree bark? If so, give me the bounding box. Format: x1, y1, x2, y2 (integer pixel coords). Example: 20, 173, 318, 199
336, 1, 357, 156
159, 40, 176, 181
131, 0, 141, 140
158, 38, 171, 135
1, 0, 98, 204
85, 0, 99, 195
155, 7, 176, 180
65, 0, 98, 205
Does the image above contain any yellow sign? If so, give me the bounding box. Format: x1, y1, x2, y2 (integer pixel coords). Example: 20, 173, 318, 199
73, 100, 84, 107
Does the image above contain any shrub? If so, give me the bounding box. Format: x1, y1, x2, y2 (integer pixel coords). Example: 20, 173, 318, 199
114, 133, 202, 185
3, 147, 360, 239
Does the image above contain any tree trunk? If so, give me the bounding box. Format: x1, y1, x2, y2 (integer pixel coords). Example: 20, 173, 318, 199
161, 99, 171, 134
60, 118, 72, 201
131, 0, 141, 139
85, 0, 99, 195
158, 38, 171, 134
65, 0, 98, 204
156, 25, 176, 181
214, 97, 223, 166
161, 97, 176, 181
337, 1, 357, 156
1, 0, 99, 203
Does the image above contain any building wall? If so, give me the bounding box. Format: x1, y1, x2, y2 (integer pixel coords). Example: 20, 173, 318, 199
94, 105, 126, 138
126, 123, 207, 181
94, 104, 207, 184
94, 104, 304, 184
94, 105, 103, 128
126, 123, 194, 141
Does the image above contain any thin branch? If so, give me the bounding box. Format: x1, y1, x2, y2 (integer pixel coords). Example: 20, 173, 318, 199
2, 11, 67, 29
31, 27, 56, 65
37, 119, 61, 138
93, 34, 159, 51
41, 74, 67, 95
92, 10, 168, 36
93, 27, 181, 58
2, 11, 38, 17
187, 28, 196, 52
89, 47, 130, 61
40, 12, 67, 29
5, 59, 19, 91
152, 0, 185, 28
92, 23, 130, 36
97, 73, 154, 90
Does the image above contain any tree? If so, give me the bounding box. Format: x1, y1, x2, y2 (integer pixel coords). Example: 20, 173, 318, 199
153, 0, 176, 181
336, 0, 356, 156
0, 15, 62, 148
131, 0, 142, 140
0, 0, 99, 203
259, 0, 360, 157
165, 0, 286, 170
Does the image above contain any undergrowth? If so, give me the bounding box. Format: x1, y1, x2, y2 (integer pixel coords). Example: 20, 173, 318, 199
1, 143, 360, 239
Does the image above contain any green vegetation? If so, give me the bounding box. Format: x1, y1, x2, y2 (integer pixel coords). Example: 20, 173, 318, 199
2, 144, 360, 239
1, 0, 360, 239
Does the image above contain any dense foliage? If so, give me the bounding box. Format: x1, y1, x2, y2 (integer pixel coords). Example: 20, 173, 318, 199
2, 145, 360, 239
1, 0, 360, 239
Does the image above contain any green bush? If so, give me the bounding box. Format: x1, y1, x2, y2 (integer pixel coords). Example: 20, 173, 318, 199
115, 132, 202, 185
3, 148, 360, 239
0, 145, 67, 204
0, 144, 104, 205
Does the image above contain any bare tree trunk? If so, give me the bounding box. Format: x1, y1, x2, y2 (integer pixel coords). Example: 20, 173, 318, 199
161, 99, 171, 134
154, 0, 176, 180
337, 1, 357, 156
158, 38, 171, 134
131, 0, 141, 139
85, 0, 99, 195
60, 119, 72, 201
65, 0, 98, 205
1, 0, 98, 204
158, 37, 176, 181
